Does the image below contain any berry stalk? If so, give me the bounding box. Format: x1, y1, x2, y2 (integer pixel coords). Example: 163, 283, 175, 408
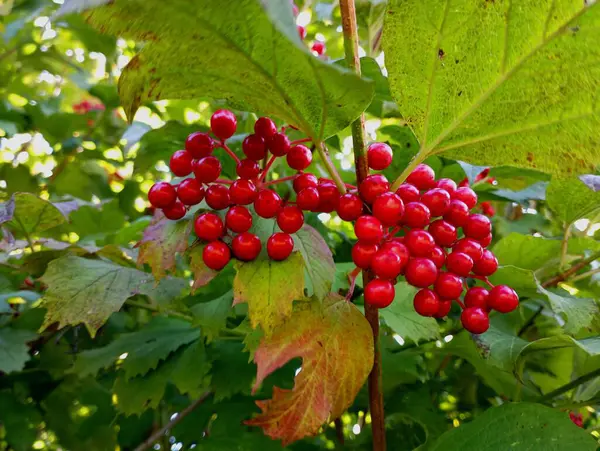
315, 141, 347, 194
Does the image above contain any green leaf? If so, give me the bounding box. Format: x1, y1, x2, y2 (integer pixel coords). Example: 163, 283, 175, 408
84, 0, 374, 140
471, 317, 528, 372
538, 286, 599, 334
69, 200, 127, 241
293, 225, 335, 300
191, 290, 233, 343
489, 266, 539, 298
0, 328, 36, 373
383, 1, 600, 177
428, 403, 597, 451
380, 282, 439, 343
210, 341, 256, 401
547, 176, 600, 224
0, 392, 42, 451
0, 192, 73, 235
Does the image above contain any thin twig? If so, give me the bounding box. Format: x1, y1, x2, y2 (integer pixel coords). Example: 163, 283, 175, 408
334, 417, 345, 446
315, 142, 347, 194
217, 141, 240, 163
541, 251, 600, 288
568, 267, 600, 283
538, 368, 600, 403
559, 225, 571, 269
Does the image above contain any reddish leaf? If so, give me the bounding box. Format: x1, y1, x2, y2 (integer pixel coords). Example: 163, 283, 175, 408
188, 244, 219, 291
246, 295, 373, 444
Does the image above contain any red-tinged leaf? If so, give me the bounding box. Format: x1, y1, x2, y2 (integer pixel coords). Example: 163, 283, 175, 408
136, 213, 192, 280
188, 244, 218, 292
246, 295, 373, 445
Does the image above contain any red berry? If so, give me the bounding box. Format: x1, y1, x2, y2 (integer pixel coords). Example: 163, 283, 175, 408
405, 229, 435, 257
337, 193, 364, 221
372, 192, 404, 226
293, 173, 318, 193
406, 164, 435, 190
352, 242, 379, 269
488, 285, 519, 313
429, 245, 446, 269
435, 178, 457, 195
242, 134, 267, 161
428, 219, 457, 247
177, 178, 205, 205
381, 241, 410, 272
464, 214, 492, 240
316, 182, 340, 212
229, 180, 258, 205
354, 215, 383, 244
367, 142, 393, 170
185, 132, 213, 158
277, 205, 304, 233
453, 186, 477, 209
231, 232, 262, 261
371, 249, 403, 280
254, 117, 277, 139
434, 272, 463, 300
205, 184, 231, 210
461, 307, 489, 334
464, 287, 490, 310
434, 299, 452, 318
236, 159, 261, 180
193, 156, 221, 183
211, 109, 237, 140
297, 25, 307, 40
225, 205, 253, 233
311, 41, 325, 56
148, 182, 176, 208
453, 238, 483, 262
359, 174, 390, 204
477, 233, 493, 247
446, 252, 474, 277
296, 187, 320, 211
169, 150, 193, 176
254, 189, 282, 218
473, 249, 498, 276
413, 289, 440, 317
194, 212, 224, 241
421, 188, 451, 217
287, 145, 312, 170
443, 199, 470, 227
364, 279, 395, 308
405, 258, 438, 288
202, 241, 231, 271
402, 202, 431, 228
268, 133, 291, 156
162, 201, 186, 220
396, 183, 420, 203
267, 233, 294, 261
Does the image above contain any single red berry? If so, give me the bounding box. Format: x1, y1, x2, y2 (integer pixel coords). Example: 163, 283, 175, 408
162, 201, 186, 220
406, 164, 435, 190
421, 188, 451, 217
477, 233, 493, 247
316, 182, 340, 212
396, 183, 420, 203
225, 205, 253, 233
311, 41, 325, 56
488, 285, 519, 313
434, 299, 452, 318
194, 212, 224, 241
367, 142, 393, 170
210, 109, 237, 140
402, 202, 431, 228
205, 184, 231, 210
177, 178, 205, 205
428, 219, 457, 247
293, 172, 318, 193
292, 3, 299, 16
405, 229, 435, 257
277, 205, 304, 233
148, 182, 176, 208
359, 174, 390, 204
242, 134, 267, 161
461, 307, 490, 334
337, 193, 364, 221
286, 145, 312, 170
169, 150, 193, 176
364, 279, 395, 308
405, 258, 438, 288
231, 232, 262, 261
435, 178, 457, 195
446, 252, 474, 277
229, 180, 258, 205
236, 159, 261, 180
464, 213, 492, 240
453, 238, 483, 262
296, 187, 320, 211
429, 245, 446, 269
464, 287, 490, 310
434, 272, 464, 300
202, 241, 231, 271
474, 168, 491, 182
352, 242, 379, 269
413, 289, 440, 317
297, 25, 307, 40
193, 156, 222, 183
254, 189, 282, 218
371, 249, 403, 280
443, 199, 470, 227
372, 192, 404, 226
254, 117, 278, 139
453, 186, 477, 209
185, 132, 213, 158
473, 249, 498, 276
354, 215, 383, 244
267, 232, 294, 261
480, 201, 496, 217
268, 133, 291, 156
381, 240, 410, 272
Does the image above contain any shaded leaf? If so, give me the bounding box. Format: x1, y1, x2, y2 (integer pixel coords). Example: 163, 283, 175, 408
0, 328, 36, 373
191, 290, 233, 343
294, 224, 335, 300
0, 392, 42, 451
547, 176, 600, 224
210, 341, 256, 401
539, 286, 599, 334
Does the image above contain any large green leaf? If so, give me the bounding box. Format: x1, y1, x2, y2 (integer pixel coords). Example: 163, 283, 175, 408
538, 286, 599, 334
0, 193, 76, 235
293, 225, 335, 300
83, 0, 374, 140
0, 328, 36, 373
547, 176, 600, 224
383, 1, 600, 178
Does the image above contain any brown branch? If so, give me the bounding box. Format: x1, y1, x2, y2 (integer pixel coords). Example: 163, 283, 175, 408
334, 417, 345, 446
541, 251, 600, 288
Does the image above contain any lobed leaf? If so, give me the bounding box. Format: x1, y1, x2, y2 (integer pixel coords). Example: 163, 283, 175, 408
293, 225, 335, 300
0, 192, 76, 235
0, 328, 37, 374
546, 176, 600, 224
